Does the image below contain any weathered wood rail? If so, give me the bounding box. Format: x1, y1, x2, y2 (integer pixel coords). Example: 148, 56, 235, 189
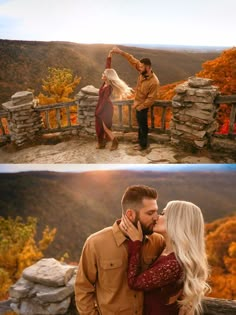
112, 99, 172, 133
202, 297, 236, 315
0, 297, 235, 315
35, 100, 79, 133
34, 99, 172, 134
214, 94, 236, 137
1, 92, 235, 145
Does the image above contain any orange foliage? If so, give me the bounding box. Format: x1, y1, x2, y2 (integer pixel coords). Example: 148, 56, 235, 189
0, 118, 9, 136
0, 216, 56, 300
159, 81, 185, 101
197, 47, 236, 95
205, 215, 236, 299
38, 67, 81, 128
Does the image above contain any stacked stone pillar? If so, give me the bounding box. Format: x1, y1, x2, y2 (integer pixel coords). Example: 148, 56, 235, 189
171, 77, 219, 149
2, 91, 43, 146
9, 258, 77, 315
76, 85, 99, 136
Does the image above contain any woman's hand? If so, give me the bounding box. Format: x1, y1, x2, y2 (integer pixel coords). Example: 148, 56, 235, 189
122, 215, 143, 242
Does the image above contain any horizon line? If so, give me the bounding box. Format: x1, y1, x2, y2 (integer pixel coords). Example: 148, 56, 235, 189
0, 38, 233, 49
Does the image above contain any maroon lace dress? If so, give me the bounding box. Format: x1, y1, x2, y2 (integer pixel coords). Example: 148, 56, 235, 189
128, 240, 183, 315
95, 57, 113, 144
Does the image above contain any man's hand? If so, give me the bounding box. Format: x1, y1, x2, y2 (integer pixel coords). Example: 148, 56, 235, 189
112, 46, 123, 54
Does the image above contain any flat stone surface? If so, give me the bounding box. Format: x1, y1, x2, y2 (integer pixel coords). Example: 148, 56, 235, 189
9, 278, 33, 299
146, 146, 178, 163
22, 258, 76, 287
188, 76, 213, 88
80, 85, 99, 95
0, 136, 235, 163
33, 274, 75, 303
181, 156, 217, 163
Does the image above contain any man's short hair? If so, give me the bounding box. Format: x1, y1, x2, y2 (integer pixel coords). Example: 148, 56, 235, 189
121, 185, 158, 213
140, 58, 152, 66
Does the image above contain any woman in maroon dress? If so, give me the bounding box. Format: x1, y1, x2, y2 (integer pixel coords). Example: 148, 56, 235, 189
95, 51, 133, 150
122, 200, 210, 315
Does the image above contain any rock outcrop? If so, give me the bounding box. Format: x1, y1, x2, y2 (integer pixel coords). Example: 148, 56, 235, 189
9, 258, 77, 315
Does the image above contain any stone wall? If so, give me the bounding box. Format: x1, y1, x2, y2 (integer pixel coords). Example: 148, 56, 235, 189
76, 85, 99, 136
171, 77, 219, 149
0, 79, 235, 153
9, 258, 77, 315
2, 91, 43, 146
8, 258, 236, 315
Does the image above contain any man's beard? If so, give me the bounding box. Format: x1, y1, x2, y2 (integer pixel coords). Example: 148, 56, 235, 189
134, 213, 153, 235
141, 69, 148, 76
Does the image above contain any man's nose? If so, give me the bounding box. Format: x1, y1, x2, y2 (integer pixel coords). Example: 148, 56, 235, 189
153, 212, 158, 221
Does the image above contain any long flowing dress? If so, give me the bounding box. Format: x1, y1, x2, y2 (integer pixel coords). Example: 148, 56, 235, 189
95, 57, 113, 144
128, 240, 184, 315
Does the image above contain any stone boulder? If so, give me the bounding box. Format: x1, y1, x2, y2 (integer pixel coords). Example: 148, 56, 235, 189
80, 85, 99, 96
9, 258, 78, 315
23, 258, 76, 287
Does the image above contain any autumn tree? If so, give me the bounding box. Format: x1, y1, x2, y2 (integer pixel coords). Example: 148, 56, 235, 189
38, 67, 81, 104
205, 215, 236, 299
0, 216, 56, 300
38, 67, 81, 127
197, 48, 236, 133
197, 48, 236, 95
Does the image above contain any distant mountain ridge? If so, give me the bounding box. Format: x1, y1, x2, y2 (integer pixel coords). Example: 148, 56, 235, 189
0, 39, 221, 104
0, 170, 235, 260
122, 43, 229, 52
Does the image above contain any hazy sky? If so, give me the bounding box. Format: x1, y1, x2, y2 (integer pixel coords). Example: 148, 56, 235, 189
0, 0, 235, 46
0, 164, 235, 173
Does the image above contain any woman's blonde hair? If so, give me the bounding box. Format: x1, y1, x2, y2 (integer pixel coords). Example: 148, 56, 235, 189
104, 68, 133, 99
165, 200, 210, 314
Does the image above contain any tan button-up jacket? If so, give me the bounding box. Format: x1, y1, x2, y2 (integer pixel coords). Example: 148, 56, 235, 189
75, 220, 165, 315
121, 52, 160, 111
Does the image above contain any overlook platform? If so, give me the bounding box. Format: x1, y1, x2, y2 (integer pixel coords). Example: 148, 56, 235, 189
0, 133, 235, 164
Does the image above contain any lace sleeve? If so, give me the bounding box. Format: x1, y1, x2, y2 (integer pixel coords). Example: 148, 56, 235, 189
128, 240, 182, 291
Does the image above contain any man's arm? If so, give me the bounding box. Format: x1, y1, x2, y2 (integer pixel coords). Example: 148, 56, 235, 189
112, 47, 141, 71
74, 238, 99, 315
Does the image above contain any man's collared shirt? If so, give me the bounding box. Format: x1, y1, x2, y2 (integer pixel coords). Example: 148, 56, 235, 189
121, 52, 160, 111
75, 220, 165, 315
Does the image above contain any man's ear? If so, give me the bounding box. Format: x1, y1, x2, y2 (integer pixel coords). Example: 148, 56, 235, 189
126, 209, 136, 221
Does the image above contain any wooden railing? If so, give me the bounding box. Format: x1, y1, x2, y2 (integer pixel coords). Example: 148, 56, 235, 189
0, 296, 235, 315
214, 94, 236, 138
35, 101, 80, 133
113, 99, 172, 133
35, 99, 172, 134
3, 95, 235, 139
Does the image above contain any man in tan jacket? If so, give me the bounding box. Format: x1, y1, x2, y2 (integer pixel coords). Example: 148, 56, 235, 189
112, 47, 160, 150
74, 185, 165, 315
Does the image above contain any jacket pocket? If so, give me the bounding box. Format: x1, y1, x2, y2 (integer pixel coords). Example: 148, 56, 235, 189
100, 259, 123, 269
99, 258, 124, 289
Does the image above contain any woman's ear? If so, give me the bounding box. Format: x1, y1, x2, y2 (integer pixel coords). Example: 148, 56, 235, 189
126, 209, 136, 222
